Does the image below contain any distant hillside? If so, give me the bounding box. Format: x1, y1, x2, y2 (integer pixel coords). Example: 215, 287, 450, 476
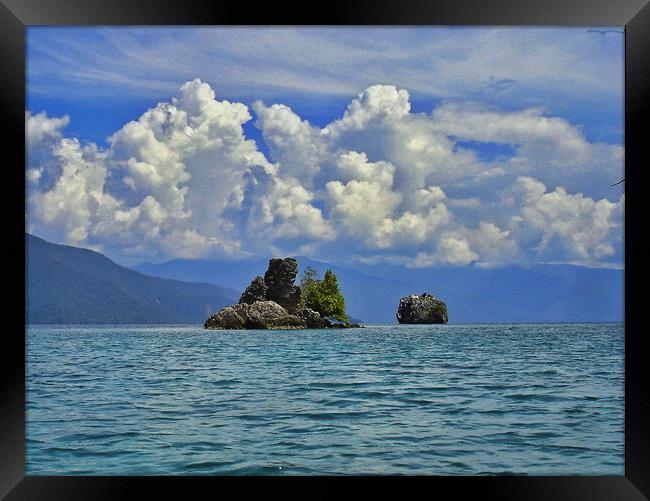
26, 234, 239, 324
134, 256, 624, 324
135, 258, 269, 292
352, 261, 625, 324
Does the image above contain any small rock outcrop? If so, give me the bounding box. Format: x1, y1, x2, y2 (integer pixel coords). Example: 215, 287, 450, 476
323, 317, 363, 329
204, 257, 361, 330
396, 292, 448, 324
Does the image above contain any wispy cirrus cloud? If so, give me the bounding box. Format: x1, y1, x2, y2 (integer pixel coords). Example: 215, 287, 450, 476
27, 27, 623, 109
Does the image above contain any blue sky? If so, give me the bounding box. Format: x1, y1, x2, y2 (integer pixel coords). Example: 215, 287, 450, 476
26, 27, 624, 269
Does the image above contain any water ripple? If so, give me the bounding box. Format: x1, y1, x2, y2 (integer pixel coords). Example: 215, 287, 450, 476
26, 323, 624, 475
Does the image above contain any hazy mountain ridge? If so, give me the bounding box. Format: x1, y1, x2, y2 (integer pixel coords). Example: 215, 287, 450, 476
26, 234, 239, 324
133, 256, 624, 324
24, 232, 623, 325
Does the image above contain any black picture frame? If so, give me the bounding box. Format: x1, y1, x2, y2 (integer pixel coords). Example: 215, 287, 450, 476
2, 0, 649, 498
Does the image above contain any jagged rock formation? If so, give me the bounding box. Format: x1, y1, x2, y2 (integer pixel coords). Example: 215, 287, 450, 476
294, 307, 327, 328
204, 301, 323, 330
263, 258, 301, 312
204, 257, 359, 330
396, 292, 448, 324
239, 276, 267, 305
244, 301, 304, 329
205, 303, 249, 329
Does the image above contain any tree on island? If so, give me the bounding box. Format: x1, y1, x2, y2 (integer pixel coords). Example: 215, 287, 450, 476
299, 268, 349, 323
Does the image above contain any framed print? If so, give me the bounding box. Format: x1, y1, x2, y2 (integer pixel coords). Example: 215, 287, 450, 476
2, 0, 649, 498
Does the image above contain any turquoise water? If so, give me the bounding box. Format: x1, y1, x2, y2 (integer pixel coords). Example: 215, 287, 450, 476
26, 323, 624, 475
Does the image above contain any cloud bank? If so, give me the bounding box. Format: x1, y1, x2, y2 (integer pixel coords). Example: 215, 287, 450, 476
26, 80, 624, 268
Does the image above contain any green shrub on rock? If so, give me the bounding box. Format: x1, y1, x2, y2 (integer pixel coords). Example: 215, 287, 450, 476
299, 268, 349, 323
428, 302, 448, 320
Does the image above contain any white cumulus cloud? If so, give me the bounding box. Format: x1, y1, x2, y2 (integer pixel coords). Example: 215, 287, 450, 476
26, 80, 624, 269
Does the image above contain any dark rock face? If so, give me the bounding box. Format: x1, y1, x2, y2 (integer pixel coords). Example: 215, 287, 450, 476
239, 276, 267, 305
264, 258, 301, 313
295, 307, 327, 328
323, 317, 362, 329
396, 292, 448, 324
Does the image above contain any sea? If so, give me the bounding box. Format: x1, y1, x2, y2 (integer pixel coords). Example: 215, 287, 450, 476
26, 323, 624, 475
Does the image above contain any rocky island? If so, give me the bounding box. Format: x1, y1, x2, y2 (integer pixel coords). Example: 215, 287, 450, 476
204, 257, 362, 330
396, 292, 448, 324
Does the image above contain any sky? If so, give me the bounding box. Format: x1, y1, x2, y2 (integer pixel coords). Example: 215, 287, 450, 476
26, 27, 625, 269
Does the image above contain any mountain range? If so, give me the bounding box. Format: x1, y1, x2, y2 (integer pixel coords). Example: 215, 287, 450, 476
134, 256, 624, 324
26, 232, 624, 324
26, 234, 239, 324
